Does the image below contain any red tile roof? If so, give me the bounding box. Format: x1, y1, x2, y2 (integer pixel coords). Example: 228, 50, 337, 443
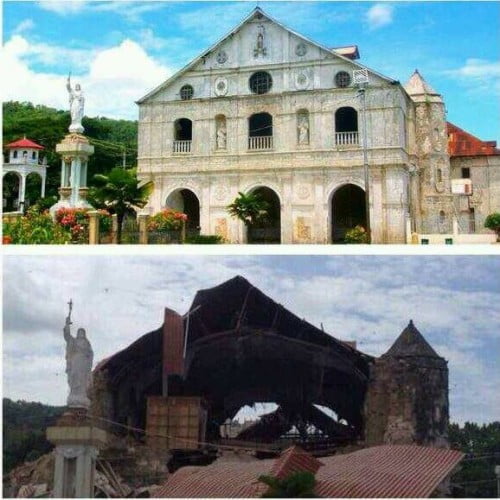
155, 445, 463, 498
447, 122, 500, 157
5, 137, 44, 150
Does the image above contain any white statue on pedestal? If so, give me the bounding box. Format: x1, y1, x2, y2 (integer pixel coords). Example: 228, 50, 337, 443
63, 300, 93, 409
66, 75, 85, 134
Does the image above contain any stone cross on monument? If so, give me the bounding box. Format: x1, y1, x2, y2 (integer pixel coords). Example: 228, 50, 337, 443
46, 300, 106, 498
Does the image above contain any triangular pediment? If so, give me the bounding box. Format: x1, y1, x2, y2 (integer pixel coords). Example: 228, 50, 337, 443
138, 7, 396, 103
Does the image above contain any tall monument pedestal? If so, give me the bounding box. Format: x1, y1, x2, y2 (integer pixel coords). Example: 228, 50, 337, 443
50, 133, 94, 217
47, 409, 106, 498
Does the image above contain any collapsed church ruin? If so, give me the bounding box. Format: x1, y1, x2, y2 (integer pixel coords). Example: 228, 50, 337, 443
91, 276, 449, 454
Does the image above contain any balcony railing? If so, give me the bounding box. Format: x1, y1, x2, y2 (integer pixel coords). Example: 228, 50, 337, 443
335, 131, 359, 146
173, 140, 192, 153
248, 136, 273, 151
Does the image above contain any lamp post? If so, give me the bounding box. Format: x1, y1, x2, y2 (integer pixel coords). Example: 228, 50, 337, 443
353, 69, 371, 243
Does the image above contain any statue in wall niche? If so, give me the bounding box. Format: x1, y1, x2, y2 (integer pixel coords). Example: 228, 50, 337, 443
63, 299, 93, 409
216, 121, 227, 150
298, 114, 309, 145
254, 24, 267, 57
66, 74, 85, 134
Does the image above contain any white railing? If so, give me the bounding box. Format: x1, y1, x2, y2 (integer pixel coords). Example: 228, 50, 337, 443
248, 136, 273, 150
335, 131, 359, 146
173, 140, 192, 153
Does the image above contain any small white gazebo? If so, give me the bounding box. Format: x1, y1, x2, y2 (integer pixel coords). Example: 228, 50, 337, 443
3, 136, 48, 212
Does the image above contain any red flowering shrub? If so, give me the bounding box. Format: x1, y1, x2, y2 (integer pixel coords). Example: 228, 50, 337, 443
147, 209, 187, 232
3, 235, 13, 244
54, 207, 111, 243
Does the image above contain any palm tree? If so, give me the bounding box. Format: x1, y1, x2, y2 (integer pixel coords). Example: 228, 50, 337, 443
91, 168, 153, 243
227, 191, 270, 227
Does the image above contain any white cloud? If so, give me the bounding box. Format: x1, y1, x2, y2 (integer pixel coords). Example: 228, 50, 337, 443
445, 58, 500, 96
13, 18, 35, 34
37, 1, 164, 23
38, 0, 87, 15
366, 3, 394, 30
2, 35, 171, 119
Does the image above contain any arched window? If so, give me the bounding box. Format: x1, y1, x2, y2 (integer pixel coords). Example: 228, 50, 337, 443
180, 84, 194, 100
248, 112, 273, 150
249, 71, 272, 94
439, 210, 446, 223
32, 151, 36, 160
437, 169, 443, 183
13, 151, 18, 159
335, 107, 358, 145
173, 118, 193, 153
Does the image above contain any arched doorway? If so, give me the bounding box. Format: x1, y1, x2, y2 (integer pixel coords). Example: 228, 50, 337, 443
331, 184, 366, 243
2, 172, 21, 212
247, 186, 281, 244
165, 188, 200, 236
25, 172, 43, 208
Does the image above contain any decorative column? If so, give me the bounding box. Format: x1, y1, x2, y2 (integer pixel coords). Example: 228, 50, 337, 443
50, 135, 94, 217
19, 174, 27, 212
47, 411, 107, 498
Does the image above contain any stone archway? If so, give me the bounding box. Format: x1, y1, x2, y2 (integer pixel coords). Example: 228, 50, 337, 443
247, 186, 281, 244
331, 184, 366, 243
165, 188, 200, 236
2, 172, 21, 212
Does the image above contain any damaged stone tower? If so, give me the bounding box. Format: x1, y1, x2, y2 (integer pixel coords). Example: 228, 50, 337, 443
364, 320, 449, 448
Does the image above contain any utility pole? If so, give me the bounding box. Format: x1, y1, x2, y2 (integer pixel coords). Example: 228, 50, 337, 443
122, 146, 126, 168
354, 69, 371, 243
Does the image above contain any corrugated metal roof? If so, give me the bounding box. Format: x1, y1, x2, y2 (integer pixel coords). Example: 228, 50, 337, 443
155, 445, 463, 498
447, 121, 500, 157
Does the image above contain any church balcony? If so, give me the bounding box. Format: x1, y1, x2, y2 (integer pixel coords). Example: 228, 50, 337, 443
173, 140, 192, 154
335, 131, 359, 146
248, 136, 273, 151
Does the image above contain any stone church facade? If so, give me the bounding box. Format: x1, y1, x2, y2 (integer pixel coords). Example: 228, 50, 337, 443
137, 7, 499, 243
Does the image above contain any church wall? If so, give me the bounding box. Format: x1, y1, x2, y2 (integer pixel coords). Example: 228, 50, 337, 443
140, 164, 408, 244
450, 155, 500, 233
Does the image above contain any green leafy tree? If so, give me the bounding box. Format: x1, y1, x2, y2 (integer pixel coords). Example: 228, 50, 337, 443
227, 191, 270, 227
91, 168, 153, 243
449, 421, 500, 497
3, 398, 65, 473
259, 471, 317, 498
3, 101, 138, 203
484, 213, 500, 241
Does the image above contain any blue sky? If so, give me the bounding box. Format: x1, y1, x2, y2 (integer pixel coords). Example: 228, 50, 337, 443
3, 1, 500, 142
3, 255, 500, 425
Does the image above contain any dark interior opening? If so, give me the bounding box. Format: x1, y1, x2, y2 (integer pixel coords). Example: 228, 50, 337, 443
335, 107, 358, 132
331, 184, 366, 242
175, 118, 193, 141
249, 113, 273, 137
